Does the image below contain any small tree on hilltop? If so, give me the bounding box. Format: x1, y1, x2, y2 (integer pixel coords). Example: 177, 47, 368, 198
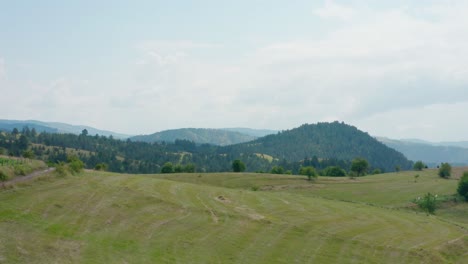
351, 158, 369, 176
457, 172, 468, 201
299, 166, 317, 181
438, 162, 452, 178
413, 161, 425, 171
232, 160, 246, 172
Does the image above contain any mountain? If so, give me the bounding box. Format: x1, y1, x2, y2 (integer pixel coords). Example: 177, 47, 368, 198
130, 128, 257, 146
221, 128, 277, 137
377, 137, 468, 166
0, 119, 131, 139
222, 121, 413, 172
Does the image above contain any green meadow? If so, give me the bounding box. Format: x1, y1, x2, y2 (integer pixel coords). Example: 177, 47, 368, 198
0, 169, 466, 263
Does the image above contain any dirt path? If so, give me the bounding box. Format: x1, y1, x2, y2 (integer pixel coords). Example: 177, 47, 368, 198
3, 167, 55, 186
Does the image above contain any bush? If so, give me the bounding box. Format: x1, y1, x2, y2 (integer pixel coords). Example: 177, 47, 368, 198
68, 157, 84, 174
13, 164, 28, 176
161, 162, 174, 174
232, 160, 246, 172
271, 166, 284, 174
0, 171, 8, 182
299, 166, 317, 181
94, 163, 108, 171
415, 192, 437, 214
457, 172, 468, 201
54, 162, 68, 177
372, 168, 382, 175
413, 161, 425, 171
438, 162, 452, 178
322, 166, 346, 177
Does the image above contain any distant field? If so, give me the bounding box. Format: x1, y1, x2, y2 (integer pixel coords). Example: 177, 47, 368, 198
0, 170, 466, 263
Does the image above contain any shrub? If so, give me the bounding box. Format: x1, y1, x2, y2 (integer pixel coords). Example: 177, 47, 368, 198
54, 162, 68, 177
232, 160, 246, 172
161, 162, 174, 174
415, 192, 437, 214
271, 166, 284, 174
372, 168, 382, 175
438, 163, 452, 178
413, 161, 425, 171
0, 171, 8, 182
67, 156, 85, 174
13, 164, 28, 176
299, 166, 317, 181
94, 163, 108, 171
322, 166, 346, 177
457, 172, 468, 201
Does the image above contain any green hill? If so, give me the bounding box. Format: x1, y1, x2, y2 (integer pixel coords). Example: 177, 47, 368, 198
0, 170, 466, 263
222, 122, 413, 172
131, 128, 257, 146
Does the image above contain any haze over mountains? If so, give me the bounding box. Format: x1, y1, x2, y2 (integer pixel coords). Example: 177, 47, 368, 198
2, 119, 468, 167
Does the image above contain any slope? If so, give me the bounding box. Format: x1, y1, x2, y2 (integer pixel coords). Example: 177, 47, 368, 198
131, 128, 257, 146
222, 122, 413, 172
0, 171, 466, 263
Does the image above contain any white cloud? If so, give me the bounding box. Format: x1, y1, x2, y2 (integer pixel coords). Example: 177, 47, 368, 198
4, 2, 468, 140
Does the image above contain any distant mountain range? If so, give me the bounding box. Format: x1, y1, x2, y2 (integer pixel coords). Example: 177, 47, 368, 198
0, 119, 131, 139
130, 128, 261, 146
377, 137, 468, 166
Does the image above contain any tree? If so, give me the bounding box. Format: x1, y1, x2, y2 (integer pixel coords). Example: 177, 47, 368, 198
95, 163, 108, 171
299, 166, 317, 181
438, 162, 452, 178
161, 162, 174, 173
22, 149, 35, 160
184, 163, 196, 173
457, 172, 468, 201
81, 129, 88, 136
174, 164, 183, 173
413, 161, 425, 171
350, 158, 369, 176
271, 166, 284, 174
232, 160, 246, 172
322, 166, 346, 177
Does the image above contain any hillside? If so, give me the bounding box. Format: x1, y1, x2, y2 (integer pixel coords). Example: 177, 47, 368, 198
222, 122, 413, 172
130, 128, 257, 146
0, 170, 466, 263
378, 137, 468, 166
0, 119, 130, 139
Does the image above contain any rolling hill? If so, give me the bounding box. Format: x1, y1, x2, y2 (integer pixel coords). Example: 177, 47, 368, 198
222, 121, 413, 172
378, 137, 468, 166
0, 169, 466, 263
130, 128, 257, 146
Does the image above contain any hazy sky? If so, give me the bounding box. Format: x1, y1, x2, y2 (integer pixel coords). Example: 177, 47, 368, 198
1, 0, 468, 141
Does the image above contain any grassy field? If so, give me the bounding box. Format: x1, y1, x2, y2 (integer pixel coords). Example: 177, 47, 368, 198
0, 170, 467, 263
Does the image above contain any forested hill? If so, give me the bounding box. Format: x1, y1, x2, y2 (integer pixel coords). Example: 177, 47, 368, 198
130, 128, 256, 146
221, 122, 413, 172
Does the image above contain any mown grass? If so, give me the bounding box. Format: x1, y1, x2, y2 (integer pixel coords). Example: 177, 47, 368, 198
0, 170, 467, 263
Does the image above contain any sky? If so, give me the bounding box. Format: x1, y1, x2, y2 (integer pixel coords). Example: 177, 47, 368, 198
1, 0, 468, 141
